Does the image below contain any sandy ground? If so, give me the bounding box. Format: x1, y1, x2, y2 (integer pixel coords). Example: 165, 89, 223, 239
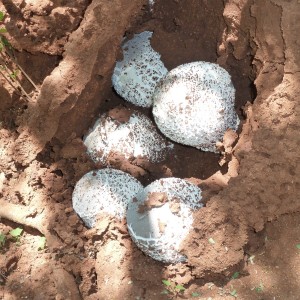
0, 0, 299, 299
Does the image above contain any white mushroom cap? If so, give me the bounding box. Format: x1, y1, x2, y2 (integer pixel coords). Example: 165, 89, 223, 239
72, 169, 143, 228
126, 178, 203, 263
112, 31, 168, 107
152, 62, 240, 152
83, 111, 173, 164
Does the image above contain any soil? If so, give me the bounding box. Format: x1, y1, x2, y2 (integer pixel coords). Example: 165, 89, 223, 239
0, 0, 299, 300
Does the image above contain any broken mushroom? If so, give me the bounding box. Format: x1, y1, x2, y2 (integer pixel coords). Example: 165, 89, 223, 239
152, 61, 240, 152
126, 177, 203, 263
112, 31, 168, 107
72, 168, 143, 228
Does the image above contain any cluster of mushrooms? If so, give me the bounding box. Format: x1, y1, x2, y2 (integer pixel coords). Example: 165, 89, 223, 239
72, 31, 239, 263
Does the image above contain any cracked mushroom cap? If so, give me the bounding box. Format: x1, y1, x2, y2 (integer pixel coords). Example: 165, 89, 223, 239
152, 61, 240, 152
112, 31, 168, 107
126, 178, 203, 263
83, 109, 173, 164
72, 169, 143, 228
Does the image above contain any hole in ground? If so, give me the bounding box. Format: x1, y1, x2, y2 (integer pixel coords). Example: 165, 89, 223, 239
85, 0, 257, 186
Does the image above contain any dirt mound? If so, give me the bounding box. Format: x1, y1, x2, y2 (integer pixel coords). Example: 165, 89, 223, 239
0, 0, 89, 55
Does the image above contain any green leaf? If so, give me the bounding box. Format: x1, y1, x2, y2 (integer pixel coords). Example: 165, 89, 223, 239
0, 233, 6, 247
208, 237, 215, 244
232, 272, 240, 279
10, 69, 19, 80
10, 227, 23, 238
192, 292, 201, 297
0, 28, 7, 33
0, 233, 5, 242
175, 284, 185, 291
0, 12, 5, 22
230, 289, 238, 297
38, 236, 46, 250
255, 282, 264, 293
161, 290, 169, 295
162, 279, 171, 286
296, 244, 300, 249
1, 36, 10, 47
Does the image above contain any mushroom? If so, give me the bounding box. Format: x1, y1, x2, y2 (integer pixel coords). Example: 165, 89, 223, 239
126, 177, 203, 263
112, 31, 168, 107
152, 61, 240, 152
72, 169, 143, 228
83, 108, 173, 164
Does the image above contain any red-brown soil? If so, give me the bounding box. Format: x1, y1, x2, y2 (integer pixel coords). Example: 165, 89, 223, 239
0, 0, 299, 299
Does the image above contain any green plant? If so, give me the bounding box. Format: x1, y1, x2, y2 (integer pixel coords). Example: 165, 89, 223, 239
296, 244, 300, 249
9, 69, 19, 80
161, 279, 186, 295
191, 291, 201, 297
229, 286, 238, 298
231, 272, 240, 280
0, 12, 11, 53
0, 233, 6, 248
0, 11, 5, 28
9, 227, 23, 244
254, 282, 264, 293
